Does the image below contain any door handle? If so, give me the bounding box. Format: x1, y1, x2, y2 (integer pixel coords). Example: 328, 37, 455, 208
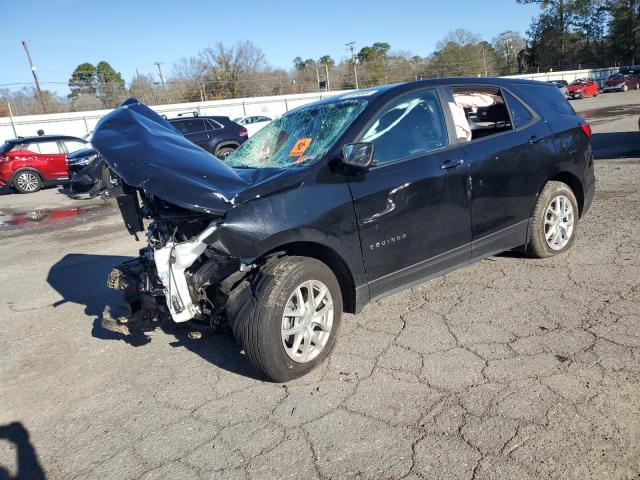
440, 159, 464, 170
528, 135, 544, 144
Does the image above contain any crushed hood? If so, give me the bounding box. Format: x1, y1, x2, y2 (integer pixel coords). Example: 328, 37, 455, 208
92, 99, 303, 215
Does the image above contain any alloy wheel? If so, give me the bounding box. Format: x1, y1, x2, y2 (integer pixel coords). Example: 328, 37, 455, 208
544, 194, 574, 251
281, 280, 334, 363
16, 172, 40, 192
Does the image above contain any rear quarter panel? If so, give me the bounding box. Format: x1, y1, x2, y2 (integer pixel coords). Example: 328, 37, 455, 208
512, 83, 594, 213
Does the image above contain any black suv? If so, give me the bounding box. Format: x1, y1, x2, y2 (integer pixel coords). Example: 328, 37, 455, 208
93, 81, 595, 382
168, 115, 248, 159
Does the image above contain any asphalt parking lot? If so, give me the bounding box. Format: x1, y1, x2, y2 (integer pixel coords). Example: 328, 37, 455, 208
1, 91, 639, 479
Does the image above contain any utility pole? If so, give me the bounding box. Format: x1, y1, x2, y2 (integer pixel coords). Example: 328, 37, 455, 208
482, 50, 488, 77
500, 30, 514, 76
324, 64, 331, 91
154, 61, 169, 98
346, 41, 359, 89
21, 40, 47, 113
315, 64, 321, 90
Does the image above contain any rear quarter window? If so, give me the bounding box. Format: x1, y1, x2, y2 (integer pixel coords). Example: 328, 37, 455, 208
524, 84, 576, 117
503, 90, 534, 129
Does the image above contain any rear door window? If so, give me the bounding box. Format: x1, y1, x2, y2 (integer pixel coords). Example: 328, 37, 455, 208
180, 119, 207, 134
449, 86, 513, 142
361, 88, 449, 166
503, 91, 534, 129
13, 143, 41, 153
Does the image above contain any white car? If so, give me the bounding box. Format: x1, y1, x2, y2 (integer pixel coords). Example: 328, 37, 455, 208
232, 115, 272, 137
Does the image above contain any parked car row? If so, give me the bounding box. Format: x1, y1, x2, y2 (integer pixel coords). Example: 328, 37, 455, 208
0, 112, 252, 195
0, 136, 88, 193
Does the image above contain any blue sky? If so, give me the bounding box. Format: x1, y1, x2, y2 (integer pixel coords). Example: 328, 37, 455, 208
1, 0, 541, 95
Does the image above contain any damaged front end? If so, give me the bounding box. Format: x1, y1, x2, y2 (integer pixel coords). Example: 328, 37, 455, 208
90, 99, 257, 336
103, 187, 246, 336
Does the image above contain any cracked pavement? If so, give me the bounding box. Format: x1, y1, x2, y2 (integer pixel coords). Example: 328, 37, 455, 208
1, 98, 640, 479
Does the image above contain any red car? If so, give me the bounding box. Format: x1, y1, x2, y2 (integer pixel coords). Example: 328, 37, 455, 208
603, 73, 640, 93
0, 135, 87, 193
567, 78, 599, 99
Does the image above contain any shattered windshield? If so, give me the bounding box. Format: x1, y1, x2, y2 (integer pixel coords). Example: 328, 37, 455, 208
225, 99, 367, 169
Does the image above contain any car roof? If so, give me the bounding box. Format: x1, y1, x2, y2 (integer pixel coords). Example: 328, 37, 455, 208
304, 77, 559, 109
6, 135, 86, 143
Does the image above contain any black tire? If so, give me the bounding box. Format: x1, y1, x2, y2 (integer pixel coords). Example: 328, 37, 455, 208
622, 84, 629, 92
527, 181, 579, 259
215, 146, 236, 160
228, 256, 342, 382
101, 165, 117, 188
12, 170, 42, 194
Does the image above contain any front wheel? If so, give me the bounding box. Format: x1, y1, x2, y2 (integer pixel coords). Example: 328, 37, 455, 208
229, 256, 342, 382
527, 181, 579, 258
13, 170, 42, 194
623, 84, 629, 92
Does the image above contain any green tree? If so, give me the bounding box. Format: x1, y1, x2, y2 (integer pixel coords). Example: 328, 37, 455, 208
607, 0, 640, 64
68, 63, 97, 99
426, 30, 498, 77
96, 61, 126, 108
318, 55, 335, 67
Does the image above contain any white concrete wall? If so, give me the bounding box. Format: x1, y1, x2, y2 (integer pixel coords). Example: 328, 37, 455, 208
0, 90, 351, 142
505, 66, 620, 85
0, 66, 624, 142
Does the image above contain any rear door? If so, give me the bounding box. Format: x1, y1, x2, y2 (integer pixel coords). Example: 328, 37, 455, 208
449, 86, 552, 259
347, 87, 471, 298
37, 140, 68, 179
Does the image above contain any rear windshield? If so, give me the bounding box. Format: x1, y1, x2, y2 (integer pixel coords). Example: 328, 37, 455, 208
0, 142, 12, 154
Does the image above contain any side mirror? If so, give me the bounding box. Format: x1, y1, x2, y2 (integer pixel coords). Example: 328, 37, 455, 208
342, 143, 374, 169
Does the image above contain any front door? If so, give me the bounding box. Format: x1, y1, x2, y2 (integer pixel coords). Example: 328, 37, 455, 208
347, 88, 471, 298
38, 140, 68, 179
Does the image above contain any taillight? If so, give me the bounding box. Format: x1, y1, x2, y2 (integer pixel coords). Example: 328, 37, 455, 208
239, 127, 248, 137
580, 123, 592, 138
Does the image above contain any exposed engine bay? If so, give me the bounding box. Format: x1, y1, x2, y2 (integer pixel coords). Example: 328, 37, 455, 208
102, 185, 247, 336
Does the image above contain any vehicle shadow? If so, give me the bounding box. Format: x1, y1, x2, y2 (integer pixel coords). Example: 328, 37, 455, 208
0, 186, 14, 197
591, 132, 640, 160
0, 422, 45, 480
46, 253, 261, 380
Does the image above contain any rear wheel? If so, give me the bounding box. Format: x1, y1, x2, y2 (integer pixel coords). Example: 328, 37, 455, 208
13, 170, 42, 194
215, 146, 236, 160
527, 181, 579, 258
229, 256, 342, 382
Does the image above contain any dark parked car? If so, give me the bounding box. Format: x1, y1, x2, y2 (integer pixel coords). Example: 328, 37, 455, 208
0, 135, 87, 193
168, 115, 248, 159
67, 114, 248, 198
67, 147, 116, 198
93, 79, 595, 382
603, 73, 640, 92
